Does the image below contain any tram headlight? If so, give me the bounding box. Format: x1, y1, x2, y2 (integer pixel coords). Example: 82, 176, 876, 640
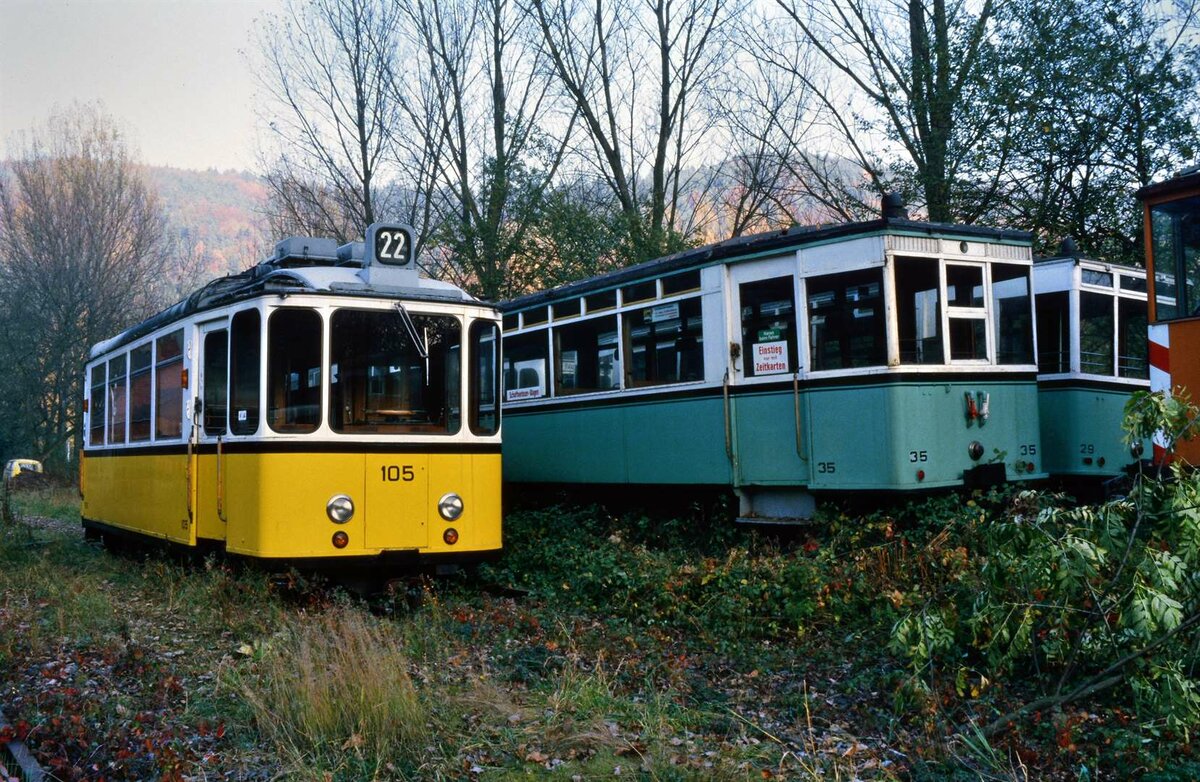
326, 494, 355, 524
438, 492, 464, 521
1131, 441, 1145, 458
968, 441, 984, 461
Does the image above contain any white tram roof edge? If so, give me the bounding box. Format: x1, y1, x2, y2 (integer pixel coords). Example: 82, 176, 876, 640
89, 232, 487, 361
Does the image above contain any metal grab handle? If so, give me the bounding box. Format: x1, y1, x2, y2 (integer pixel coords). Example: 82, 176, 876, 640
217, 436, 227, 522
793, 372, 806, 460
723, 369, 732, 461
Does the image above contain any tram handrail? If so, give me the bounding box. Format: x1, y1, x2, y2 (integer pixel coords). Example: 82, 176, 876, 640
217, 436, 227, 522
723, 369, 732, 461
793, 372, 806, 460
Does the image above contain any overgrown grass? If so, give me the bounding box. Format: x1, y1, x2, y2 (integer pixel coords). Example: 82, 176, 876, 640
234, 608, 429, 779
6, 484, 80, 523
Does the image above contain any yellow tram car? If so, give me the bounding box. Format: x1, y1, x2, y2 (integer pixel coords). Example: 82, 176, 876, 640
81, 224, 502, 571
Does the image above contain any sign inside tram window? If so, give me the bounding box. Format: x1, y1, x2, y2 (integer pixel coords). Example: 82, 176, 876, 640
368, 223, 414, 267
648, 303, 679, 323
758, 328, 781, 342
753, 340, 789, 375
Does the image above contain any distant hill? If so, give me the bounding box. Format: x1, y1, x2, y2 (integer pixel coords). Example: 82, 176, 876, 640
141, 166, 270, 279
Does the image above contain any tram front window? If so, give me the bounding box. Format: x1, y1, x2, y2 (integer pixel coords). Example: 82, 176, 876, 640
330, 308, 462, 434
896, 257, 943, 364
1150, 195, 1200, 319
268, 309, 323, 433
1080, 292, 1115, 375
992, 264, 1034, 365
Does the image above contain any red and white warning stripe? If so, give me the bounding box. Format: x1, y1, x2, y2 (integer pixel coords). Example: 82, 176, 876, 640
1149, 324, 1171, 461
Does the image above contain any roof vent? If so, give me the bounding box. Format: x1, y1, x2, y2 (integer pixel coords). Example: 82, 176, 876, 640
1058, 236, 1079, 256
881, 192, 908, 219
273, 237, 340, 266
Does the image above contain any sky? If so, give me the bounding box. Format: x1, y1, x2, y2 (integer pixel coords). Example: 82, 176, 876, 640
0, 0, 283, 172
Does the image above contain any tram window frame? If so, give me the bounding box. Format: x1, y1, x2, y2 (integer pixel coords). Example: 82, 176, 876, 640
552, 299, 581, 320
522, 307, 548, 327
992, 263, 1034, 365
1081, 269, 1114, 288
108, 354, 128, 445
1120, 274, 1148, 294
624, 296, 704, 387
554, 315, 620, 395
895, 257, 944, 365
268, 308, 324, 434
621, 280, 657, 305
661, 269, 701, 296
229, 309, 261, 436
155, 330, 185, 440
129, 343, 153, 442
1079, 291, 1116, 376
328, 307, 463, 435
469, 320, 501, 436
88, 363, 106, 446
203, 329, 230, 436
945, 262, 988, 362
1118, 297, 1149, 379
585, 290, 617, 313
740, 276, 798, 378
502, 313, 519, 331
1035, 292, 1071, 374
1149, 194, 1200, 320
807, 268, 886, 372
503, 330, 549, 402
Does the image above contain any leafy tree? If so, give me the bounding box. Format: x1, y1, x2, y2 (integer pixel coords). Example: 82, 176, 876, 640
979, 0, 1200, 263
0, 105, 170, 474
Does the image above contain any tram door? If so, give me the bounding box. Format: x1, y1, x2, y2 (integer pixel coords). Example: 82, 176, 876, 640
728, 262, 809, 485
195, 322, 230, 544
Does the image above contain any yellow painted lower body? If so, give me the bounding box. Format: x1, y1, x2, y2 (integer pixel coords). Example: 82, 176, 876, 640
81, 449, 502, 561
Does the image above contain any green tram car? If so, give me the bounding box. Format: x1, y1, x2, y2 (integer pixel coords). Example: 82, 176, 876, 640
1032, 247, 1150, 479
500, 202, 1046, 521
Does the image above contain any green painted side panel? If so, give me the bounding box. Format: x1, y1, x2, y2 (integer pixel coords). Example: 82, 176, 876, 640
802, 381, 1044, 490
1037, 387, 1140, 476
504, 378, 1046, 490
730, 391, 810, 485
503, 396, 731, 484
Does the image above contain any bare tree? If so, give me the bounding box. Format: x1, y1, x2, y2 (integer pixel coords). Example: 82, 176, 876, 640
0, 105, 170, 473
402, 0, 576, 300
527, 0, 736, 262
771, 0, 999, 222
255, 0, 406, 241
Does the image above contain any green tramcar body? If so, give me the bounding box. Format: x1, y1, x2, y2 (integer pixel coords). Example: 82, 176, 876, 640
501, 212, 1050, 521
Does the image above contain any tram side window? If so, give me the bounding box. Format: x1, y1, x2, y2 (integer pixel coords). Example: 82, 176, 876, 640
503, 331, 548, 401
108, 355, 127, 444
895, 257, 943, 364
129, 344, 153, 442
470, 321, 500, 436
1080, 292, 1115, 375
556, 315, 619, 394
1149, 195, 1200, 320
230, 310, 261, 435
807, 269, 885, 371
992, 264, 1034, 365
155, 330, 184, 439
625, 297, 704, 386
88, 364, 106, 446
740, 277, 797, 377
268, 309, 323, 433
1036, 292, 1070, 374
203, 330, 229, 435
1118, 298, 1149, 379
946, 264, 986, 361
329, 308, 462, 434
